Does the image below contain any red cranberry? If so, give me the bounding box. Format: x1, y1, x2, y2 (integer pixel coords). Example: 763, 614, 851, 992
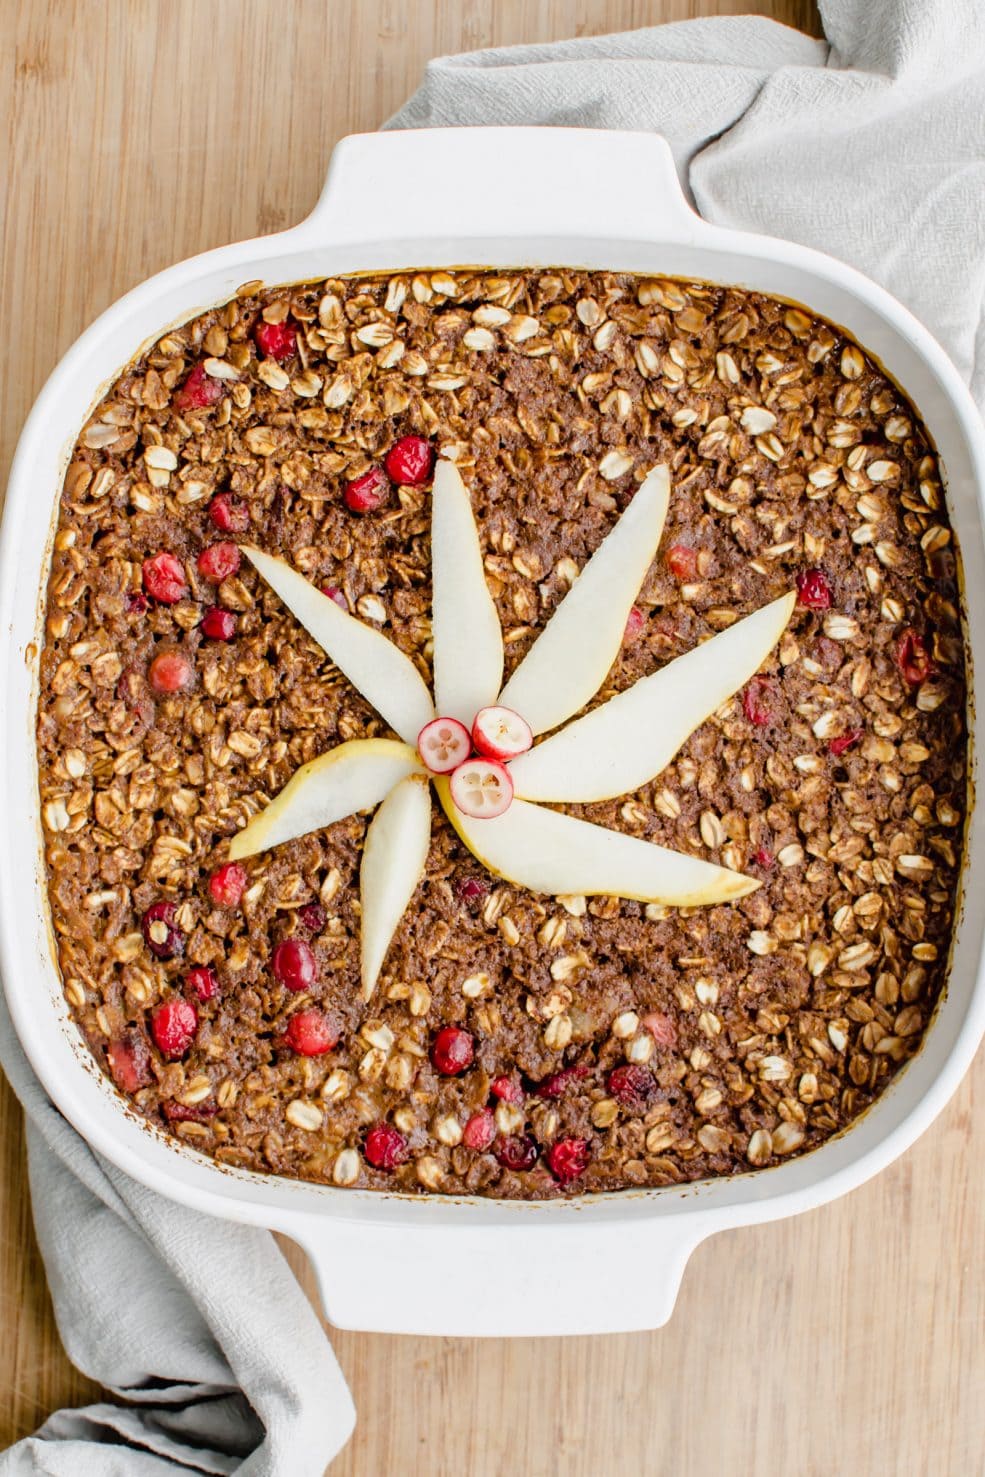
753, 848, 774, 870
150, 998, 198, 1059
384, 436, 434, 486
255, 319, 296, 361
197, 542, 241, 582
141, 901, 184, 960
319, 585, 348, 610
299, 903, 326, 934
285, 1008, 338, 1056
547, 1136, 590, 1185
163, 1098, 217, 1123
344, 466, 388, 513
174, 363, 223, 411
271, 938, 317, 992
209, 862, 247, 909
642, 1012, 677, 1047
186, 967, 219, 1002
796, 567, 833, 610
535, 1065, 590, 1099
209, 494, 250, 533
430, 1025, 474, 1075
365, 1122, 408, 1169
455, 877, 488, 903
106, 1031, 152, 1093
896, 627, 935, 686
829, 728, 864, 757
148, 649, 194, 695
623, 606, 645, 644
493, 1134, 539, 1171
126, 592, 149, 614
666, 544, 697, 580
463, 1110, 496, 1151
142, 552, 187, 604
490, 1075, 524, 1105
742, 676, 775, 726
608, 1063, 657, 1110
201, 607, 236, 641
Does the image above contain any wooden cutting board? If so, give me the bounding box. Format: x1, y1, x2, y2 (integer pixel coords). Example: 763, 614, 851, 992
3, 2, 983, 1473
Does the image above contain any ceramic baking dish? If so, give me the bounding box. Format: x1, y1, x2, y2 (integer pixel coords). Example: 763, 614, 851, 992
3, 127, 985, 1338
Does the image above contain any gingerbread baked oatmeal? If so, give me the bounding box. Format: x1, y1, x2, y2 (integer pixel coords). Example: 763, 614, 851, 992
36, 269, 967, 1198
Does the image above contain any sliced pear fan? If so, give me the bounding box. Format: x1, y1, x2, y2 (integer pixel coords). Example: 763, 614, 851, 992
497, 464, 671, 737
510, 592, 796, 803
435, 781, 757, 907
431, 459, 505, 726
242, 546, 434, 745
228, 739, 421, 860
360, 774, 432, 1000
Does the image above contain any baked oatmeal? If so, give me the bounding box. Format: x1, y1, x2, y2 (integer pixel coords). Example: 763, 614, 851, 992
36, 269, 967, 1197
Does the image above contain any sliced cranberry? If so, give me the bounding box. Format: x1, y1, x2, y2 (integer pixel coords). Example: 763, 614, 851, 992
742, 675, 775, 727
490, 1075, 524, 1105
255, 319, 296, 361
547, 1136, 590, 1185
142, 552, 187, 604
344, 466, 388, 514
364, 1123, 408, 1169
150, 998, 198, 1059
666, 544, 697, 580
608, 1063, 657, 1110
535, 1065, 590, 1099
175, 363, 223, 411
419, 716, 472, 774
896, 627, 935, 687
449, 757, 513, 819
319, 585, 348, 610
141, 901, 184, 960
186, 967, 219, 1002
642, 1012, 678, 1048
455, 877, 488, 903
829, 728, 864, 757
285, 1007, 338, 1056
197, 542, 241, 582
106, 1031, 152, 1093
126, 592, 149, 614
201, 607, 236, 641
299, 903, 326, 934
430, 1025, 474, 1075
795, 567, 833, 610
623, 606, 645, 645
209, 862, 247, 909
463, 1110, 496, 1151
752, 848, 774, 871
271, 938, 317, 992
493, 1134, 539, 1171
471, 707, 533, 763
148, 649, 194, 695
384, 435, 434, 486
163, 1098, 217, 1123
209, 494, 250, 533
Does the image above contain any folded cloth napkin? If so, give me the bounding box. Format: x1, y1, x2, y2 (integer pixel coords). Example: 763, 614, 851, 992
4, 0, 985, 1470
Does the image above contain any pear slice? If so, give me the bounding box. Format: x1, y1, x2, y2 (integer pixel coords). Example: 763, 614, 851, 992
497, 464, 671, 737
228, 739, 421, 860
242, 546, 434, 745
435, 782, 757, 907
431, 459, 504, 727
510, 591, 796, 803
360, 774, 432, 999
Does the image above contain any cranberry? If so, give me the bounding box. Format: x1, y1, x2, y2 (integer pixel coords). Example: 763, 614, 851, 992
299, 903, 326, 934
666, 544, 697, 580
150, 998, 198, 1059
174, 363, 223, 411
126, 592, 149, 614
623, 606, 645, 644
490, 1075, 524, 1105
384, 435, 434, 486
829, 728, 864, 757
535, 1065, 590, 1099
197, 542, 241, 582
141, 902, 184, 960
163, 1099, 217, 1123
271, 938, 317, 992
547, 1137, 590, 1185
344, 466, 388, 513
255, 319, 296, 361
319, 585, 348, 610
365, 1123, 408, 1169
430, 1025, 474, 1075
106, 1031, 152, 1094
896, 627, 935, 686
493, 1134, 539, 1171
455, 877, 488, 904
463, 1110, 496, 1151
642, 1011, 677, 1047
148, 649, 194, 695
742, 675, 775, 726
186, 967, 219, 1002
285, 1008, 338, 1056
142, 552, 187, 604
608, 1063, 657, 1110
209, 494, 250, 534
795, 567, 832, 610
201, 607, 236, 641
752, 848, 774, 871
209, 862, 247, 909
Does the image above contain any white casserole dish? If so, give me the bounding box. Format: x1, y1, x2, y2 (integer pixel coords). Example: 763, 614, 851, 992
3, 127, 985, 1338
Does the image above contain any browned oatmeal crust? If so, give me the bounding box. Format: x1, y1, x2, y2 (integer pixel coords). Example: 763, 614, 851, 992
37, 269, 967, 1197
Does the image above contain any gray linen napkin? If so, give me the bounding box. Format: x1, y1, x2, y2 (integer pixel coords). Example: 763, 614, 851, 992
4, 0, 984, 1470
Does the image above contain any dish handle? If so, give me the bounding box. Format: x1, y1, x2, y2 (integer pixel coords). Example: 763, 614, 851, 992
295, 126, 708, 251
278, 1210, 713, 1337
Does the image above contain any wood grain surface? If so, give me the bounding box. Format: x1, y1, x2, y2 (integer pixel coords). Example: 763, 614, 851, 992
3, 3, 984, 1474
